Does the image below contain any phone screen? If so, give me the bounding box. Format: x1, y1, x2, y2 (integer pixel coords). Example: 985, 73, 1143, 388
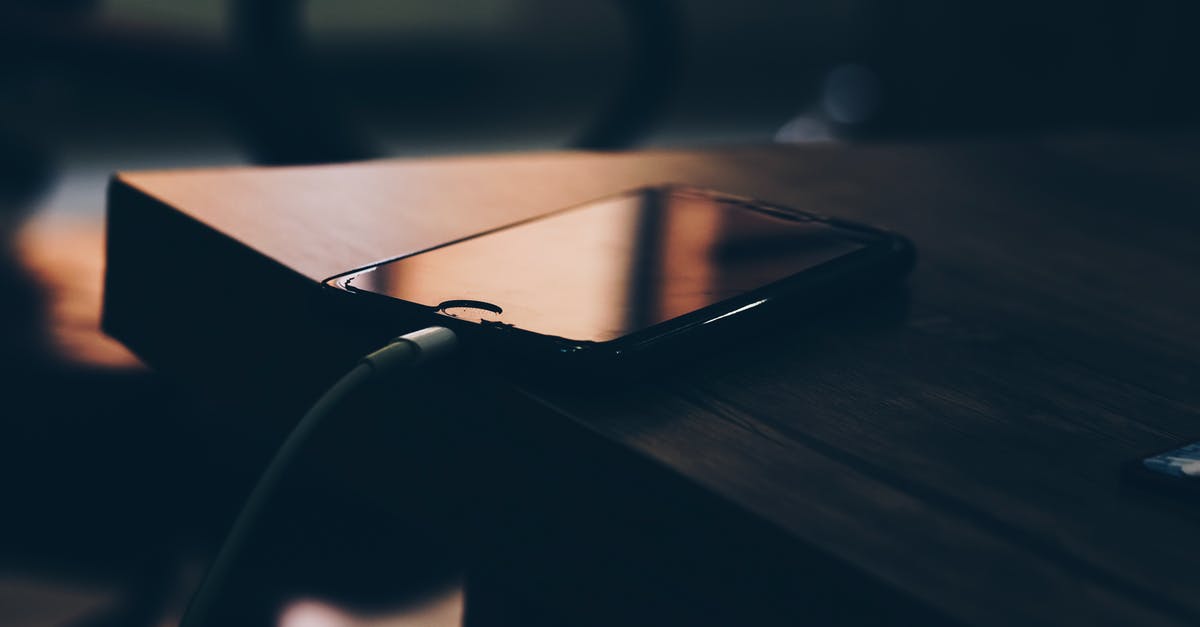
337, 187, 874, 343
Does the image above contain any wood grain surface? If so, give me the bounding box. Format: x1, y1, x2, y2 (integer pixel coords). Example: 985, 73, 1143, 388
105, 132, 1200, 626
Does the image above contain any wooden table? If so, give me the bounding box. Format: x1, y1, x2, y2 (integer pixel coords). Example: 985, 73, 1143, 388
102, 132, 1200, 626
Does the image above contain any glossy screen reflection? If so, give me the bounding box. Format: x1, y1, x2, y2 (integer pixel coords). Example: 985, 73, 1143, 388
344, 188, 866, 343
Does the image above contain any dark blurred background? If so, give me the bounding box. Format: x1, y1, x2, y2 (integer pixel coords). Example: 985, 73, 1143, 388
0, 1, 1197, 625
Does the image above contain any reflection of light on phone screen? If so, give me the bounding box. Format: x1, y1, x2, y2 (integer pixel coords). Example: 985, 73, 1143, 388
354, 189, 865, 343
1144, 441, 1200, 478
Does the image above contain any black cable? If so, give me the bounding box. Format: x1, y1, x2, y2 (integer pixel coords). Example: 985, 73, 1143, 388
227, 0, 683, 162
227, 0, 381, 165
570, 0, 683, 150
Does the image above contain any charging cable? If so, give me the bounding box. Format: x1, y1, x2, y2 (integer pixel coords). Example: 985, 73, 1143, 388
180, 326, 459, 627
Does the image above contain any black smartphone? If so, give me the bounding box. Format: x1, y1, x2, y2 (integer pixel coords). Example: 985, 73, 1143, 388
324, 185, 915, 369
1124, 440, 1200, 497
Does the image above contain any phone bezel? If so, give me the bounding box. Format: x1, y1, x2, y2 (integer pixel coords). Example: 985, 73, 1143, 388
322, 185, 915, 366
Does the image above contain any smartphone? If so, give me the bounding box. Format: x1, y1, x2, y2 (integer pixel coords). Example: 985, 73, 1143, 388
324, 185, 915, 370
1124, 440, 1200, 497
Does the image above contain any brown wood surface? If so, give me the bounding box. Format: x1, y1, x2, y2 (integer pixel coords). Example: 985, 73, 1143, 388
104, 132, 1200, 626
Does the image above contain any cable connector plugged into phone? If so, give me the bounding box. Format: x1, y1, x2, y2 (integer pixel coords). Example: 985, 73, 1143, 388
181, 326, 459, 627
362, 325, 459, 372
